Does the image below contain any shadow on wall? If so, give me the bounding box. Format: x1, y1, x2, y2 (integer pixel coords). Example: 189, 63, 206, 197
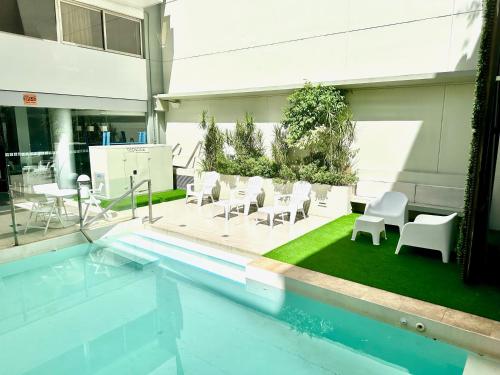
350, 5, 481, 203
454, 1, 482, 71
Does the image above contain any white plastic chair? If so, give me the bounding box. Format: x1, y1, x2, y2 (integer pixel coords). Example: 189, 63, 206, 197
365, 191, 408, 232
186, 171, 220, 206
33, 183, 69, 217
24, 192, 63, 235
230, 176, 263, 215
281, 181, 312, 223
258, 181, 311, 226
396, 213, 457, 263
81, 183, 110, 224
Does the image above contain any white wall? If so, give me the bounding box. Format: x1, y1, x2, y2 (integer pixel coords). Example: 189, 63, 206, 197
0, 32, 148, 101
351, 83, 475, 185
165, 94, 286, 167
164, 0, 482, 94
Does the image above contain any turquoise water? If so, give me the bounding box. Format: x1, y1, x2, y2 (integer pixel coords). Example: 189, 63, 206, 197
0, 240, 467, 375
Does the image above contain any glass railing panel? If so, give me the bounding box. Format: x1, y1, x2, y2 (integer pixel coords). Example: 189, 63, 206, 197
8, 161, 82, 247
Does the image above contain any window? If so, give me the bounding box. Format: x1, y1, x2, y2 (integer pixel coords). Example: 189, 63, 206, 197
105, 14, 142, 56
0, 0, 57, 40
0, 0, 143, 57
61, 2, 104, 49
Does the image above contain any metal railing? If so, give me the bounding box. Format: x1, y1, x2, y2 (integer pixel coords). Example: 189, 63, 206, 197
77, 176, 153, 241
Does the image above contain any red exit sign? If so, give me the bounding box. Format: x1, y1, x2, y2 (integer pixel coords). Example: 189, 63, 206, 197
23, 93, 37, 106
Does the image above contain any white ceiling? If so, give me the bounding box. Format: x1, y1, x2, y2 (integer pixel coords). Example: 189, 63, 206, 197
109, 0, 163, 8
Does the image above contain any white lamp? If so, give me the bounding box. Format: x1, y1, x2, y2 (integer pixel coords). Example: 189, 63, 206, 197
77, 174, 90, 183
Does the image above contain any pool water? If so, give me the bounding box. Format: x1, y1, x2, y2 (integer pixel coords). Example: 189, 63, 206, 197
0, 236, 468, 375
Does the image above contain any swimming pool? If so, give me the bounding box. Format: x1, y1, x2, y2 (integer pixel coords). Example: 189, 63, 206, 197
0, 232, 468, 374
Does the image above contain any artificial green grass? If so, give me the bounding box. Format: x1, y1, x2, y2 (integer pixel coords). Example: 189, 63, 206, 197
265, 213, 500, 321
100, 189, 186, 211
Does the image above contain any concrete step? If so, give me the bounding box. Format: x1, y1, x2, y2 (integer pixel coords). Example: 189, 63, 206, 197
102, 241, 159, 268
116, 233, 246, 283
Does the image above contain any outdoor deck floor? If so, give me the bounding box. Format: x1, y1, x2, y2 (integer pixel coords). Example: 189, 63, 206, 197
148, 199, 332, 256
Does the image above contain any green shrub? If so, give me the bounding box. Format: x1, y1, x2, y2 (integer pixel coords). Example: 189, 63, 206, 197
248, 157, 277, 178
215, 155, 240, 175
298, 163, 357, 186
198, 84, 358, 188
276, 165, 297, 183
226, 113, 264, 159
199, 111, 224, 171
271, 124, 291, 167
281, 83, 356, 176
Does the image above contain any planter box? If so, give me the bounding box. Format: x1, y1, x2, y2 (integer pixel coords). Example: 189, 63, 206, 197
194, 171, 353, 219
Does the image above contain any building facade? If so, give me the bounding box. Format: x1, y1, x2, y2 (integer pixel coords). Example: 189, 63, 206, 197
157, 0, 500, 229
0, 0, 164, 193
0, 0, 498, 231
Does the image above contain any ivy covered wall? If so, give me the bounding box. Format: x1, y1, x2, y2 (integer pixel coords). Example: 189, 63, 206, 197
457, 0, 500, 281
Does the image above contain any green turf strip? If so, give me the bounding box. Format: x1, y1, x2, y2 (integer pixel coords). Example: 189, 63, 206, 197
265, 213, 500, 321
100, 189, 186, 211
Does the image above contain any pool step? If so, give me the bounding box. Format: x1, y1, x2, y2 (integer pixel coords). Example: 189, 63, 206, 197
100, 241, 159, 268
136, 230, 250, 267
114, 232, 247, 283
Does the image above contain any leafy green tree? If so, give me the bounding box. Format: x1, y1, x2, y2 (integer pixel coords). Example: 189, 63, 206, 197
281, 83, 356, 176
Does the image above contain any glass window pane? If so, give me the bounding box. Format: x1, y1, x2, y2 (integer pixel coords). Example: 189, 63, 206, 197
0, 0, 57, 40
61, 2, 103, 49
105, 14, 141, 56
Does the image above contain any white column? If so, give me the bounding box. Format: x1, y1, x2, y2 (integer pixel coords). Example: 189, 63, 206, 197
14, 108, 31, 166
49, 109, 76, 188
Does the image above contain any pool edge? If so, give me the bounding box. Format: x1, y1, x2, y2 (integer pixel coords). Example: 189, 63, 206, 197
246, 257, 500, 360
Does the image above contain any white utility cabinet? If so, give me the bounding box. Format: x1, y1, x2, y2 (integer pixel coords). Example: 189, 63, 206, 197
89, 144, 173, 199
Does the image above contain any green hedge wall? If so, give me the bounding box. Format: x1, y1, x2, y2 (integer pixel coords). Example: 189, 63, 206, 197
456, 0, 498, 276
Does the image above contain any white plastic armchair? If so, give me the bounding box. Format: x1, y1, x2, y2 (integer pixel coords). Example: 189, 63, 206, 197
275, 181, 312, 224
365, 191, 408, 232
230, 176, 263, 215
186, 171, 220, 206
396, 213, 457, 263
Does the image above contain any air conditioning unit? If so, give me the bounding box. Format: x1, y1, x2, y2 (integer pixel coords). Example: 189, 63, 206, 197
89, 144, 173, 199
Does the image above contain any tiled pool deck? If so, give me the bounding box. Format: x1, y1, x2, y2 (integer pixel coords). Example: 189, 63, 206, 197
148, 199, 332, 255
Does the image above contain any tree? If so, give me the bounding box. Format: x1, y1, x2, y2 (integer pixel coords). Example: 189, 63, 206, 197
199, 110, 224, 171
282, 83, 356, 175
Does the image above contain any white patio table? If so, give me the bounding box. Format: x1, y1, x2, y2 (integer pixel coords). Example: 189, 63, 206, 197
44, 188, 78, 226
